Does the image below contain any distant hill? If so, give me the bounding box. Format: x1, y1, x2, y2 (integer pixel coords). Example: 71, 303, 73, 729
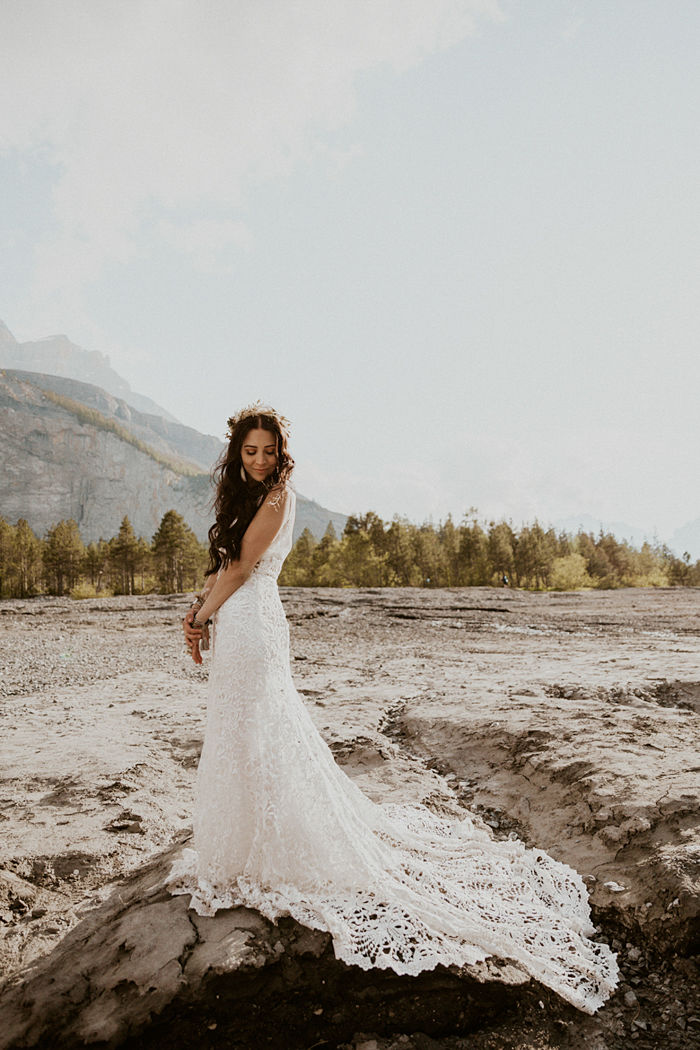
552, 514, 659, 549
0, 319, 179, 423
5, 368, 223, 474
0, 366, 347, 545
553, 513, 700, 561
669, 518, 700, 561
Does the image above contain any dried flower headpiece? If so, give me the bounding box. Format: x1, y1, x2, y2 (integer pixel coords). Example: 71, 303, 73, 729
226, 400, 291, 441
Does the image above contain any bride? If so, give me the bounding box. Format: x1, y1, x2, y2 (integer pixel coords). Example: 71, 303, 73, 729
167, 401, 619, 1015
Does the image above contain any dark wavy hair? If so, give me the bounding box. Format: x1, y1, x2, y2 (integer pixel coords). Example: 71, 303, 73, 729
205, 412, 294, 576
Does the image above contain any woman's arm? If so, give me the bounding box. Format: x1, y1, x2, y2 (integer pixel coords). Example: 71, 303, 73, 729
183, 574, 216, 650
195, 486, 288, 624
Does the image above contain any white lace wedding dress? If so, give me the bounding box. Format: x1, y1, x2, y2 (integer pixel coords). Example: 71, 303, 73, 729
167, 484, 619, 1014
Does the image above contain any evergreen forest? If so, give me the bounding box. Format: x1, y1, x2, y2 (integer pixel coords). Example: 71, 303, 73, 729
278, 513, 699, 590
0, 508, 698, 599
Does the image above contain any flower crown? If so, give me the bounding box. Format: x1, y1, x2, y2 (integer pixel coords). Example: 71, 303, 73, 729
226, 400, 291, 441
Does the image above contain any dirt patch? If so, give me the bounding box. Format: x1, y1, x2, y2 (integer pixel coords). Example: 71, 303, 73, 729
1, 586, 699, 1048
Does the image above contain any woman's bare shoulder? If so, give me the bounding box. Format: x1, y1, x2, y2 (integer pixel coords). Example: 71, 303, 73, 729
263, 481, 291, 510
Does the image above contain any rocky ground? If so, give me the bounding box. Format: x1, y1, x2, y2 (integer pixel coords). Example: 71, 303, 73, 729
0, 586, 698, 1049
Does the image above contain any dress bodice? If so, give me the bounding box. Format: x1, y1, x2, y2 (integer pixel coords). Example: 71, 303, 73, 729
249, 485, 296, 581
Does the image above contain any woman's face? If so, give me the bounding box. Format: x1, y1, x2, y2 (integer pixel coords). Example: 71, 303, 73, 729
241, 427, 278, 482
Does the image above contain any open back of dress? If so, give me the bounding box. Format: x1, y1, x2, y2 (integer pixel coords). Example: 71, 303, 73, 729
167, 485, 619, 1014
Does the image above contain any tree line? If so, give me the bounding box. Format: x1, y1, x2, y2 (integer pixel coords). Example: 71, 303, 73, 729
0, 512, 207, 598
0, 508, 697, 599
279, 511, 700, 590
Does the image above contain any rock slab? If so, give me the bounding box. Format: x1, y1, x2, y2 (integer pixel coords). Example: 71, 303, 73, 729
0, 844, 532, 1050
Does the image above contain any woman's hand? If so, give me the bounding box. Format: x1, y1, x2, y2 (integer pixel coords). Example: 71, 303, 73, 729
183, 607, 204, 665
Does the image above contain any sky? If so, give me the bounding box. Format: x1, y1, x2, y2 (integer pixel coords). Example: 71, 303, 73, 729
1, 0, 699, 544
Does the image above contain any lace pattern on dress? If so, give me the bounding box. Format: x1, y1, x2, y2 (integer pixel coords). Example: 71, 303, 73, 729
166, 483, 619, 1015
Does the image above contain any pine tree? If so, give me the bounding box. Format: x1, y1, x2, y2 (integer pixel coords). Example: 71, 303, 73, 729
135, 537, 153, 592
310, 522, 341, 585
14, 519, 45, 597
279, 527, 317, 586
152, 510, 202, 592
0, 518, 13, 598
385, 518, 422, 586
83, 540, 110, 592
43, 519, 85, 595
110, 516, 140, 594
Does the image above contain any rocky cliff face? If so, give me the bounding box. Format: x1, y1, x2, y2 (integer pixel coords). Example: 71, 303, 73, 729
5, 368, 224, 473
0, 370, 346, 543
0, 370, 213, 543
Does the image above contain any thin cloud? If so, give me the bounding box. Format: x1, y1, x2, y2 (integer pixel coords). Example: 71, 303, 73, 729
0, 0, 502, 316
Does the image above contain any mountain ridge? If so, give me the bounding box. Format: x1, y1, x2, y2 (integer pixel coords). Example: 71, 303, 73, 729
0, 366, 347, 545
553, 513, 700, 562
0, 320, 179, 423
4, 368, 223, 473
2, 319, 695, 558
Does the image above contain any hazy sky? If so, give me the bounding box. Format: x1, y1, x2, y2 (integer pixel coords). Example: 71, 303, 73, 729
1, 0, 698, 541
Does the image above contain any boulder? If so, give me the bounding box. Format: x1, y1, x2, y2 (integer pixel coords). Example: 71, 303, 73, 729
0, 844, 533, 1050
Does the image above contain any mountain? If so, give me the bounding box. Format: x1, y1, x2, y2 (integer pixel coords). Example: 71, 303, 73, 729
553, 513, 700, 560
0, 320, 178, 423
669, 519, 700, 561
6, 369, 223, 473
552, 514, 661, 549
0, 368, 347, 545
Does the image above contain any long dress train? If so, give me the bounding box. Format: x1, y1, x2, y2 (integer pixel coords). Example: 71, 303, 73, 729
166, 485, 619, 1014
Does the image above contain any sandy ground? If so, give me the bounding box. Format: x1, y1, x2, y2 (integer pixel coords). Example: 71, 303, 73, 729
1, 585, 699, 1049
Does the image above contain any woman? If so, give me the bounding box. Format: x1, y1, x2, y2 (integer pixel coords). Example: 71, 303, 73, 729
167, 402, 619, 1015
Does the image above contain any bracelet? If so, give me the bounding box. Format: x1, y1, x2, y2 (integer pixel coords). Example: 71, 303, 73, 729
193, 616, 212, 629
